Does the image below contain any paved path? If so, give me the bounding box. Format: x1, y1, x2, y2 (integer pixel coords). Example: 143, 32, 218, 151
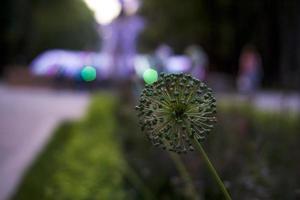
0, 86, 90, 200
218, 91, 300, 113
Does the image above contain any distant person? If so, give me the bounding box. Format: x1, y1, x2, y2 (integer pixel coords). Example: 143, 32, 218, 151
101, 0, 144, 79
237, 45, 263, 93
185, 45, 208, 80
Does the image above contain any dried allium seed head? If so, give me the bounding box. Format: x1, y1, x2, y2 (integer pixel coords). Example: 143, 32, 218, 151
136, 73, 217, 153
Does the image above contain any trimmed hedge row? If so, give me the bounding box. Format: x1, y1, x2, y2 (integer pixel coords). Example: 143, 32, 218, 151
13, 94, 127, 200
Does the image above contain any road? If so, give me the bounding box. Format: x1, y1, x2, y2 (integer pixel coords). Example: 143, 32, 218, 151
0, 86, 90, 200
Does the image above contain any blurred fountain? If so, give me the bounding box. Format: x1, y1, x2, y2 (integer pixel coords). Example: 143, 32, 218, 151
100, 0, 145, 79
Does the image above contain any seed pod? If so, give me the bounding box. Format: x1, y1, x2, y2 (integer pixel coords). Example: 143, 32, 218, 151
136, 73, 217, 153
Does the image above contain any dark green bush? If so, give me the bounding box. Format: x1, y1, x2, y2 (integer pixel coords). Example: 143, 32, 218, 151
13, 94, 127, 200
119, 100, 300, 200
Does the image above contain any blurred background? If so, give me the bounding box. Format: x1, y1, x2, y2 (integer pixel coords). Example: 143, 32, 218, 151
0, 0, 300, 199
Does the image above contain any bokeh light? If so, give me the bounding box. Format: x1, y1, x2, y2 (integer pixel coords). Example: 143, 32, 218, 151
143, 68, 158, 84
124, 0, 140, 15
81, 66, 96, 82
83, 0, 121, 25
134, 56, 151, 78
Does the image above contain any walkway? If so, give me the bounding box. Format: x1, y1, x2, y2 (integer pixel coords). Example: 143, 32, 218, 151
0, 86, 90, 200
218, 91, 300, 113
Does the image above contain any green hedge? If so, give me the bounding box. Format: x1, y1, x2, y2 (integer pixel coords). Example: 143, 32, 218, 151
118, 100, 300, 200
13, 94, 127, 200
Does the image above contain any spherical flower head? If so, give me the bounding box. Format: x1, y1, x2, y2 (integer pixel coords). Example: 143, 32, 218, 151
135, 73, 217, 153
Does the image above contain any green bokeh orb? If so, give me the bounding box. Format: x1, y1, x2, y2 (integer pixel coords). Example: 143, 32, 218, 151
81, 66, 96, 82
143, 68, 158, 84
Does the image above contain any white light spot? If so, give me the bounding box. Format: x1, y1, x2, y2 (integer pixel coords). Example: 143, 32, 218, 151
83, 0, 121, 25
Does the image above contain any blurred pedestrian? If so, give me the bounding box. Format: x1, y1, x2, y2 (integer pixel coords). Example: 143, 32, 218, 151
237, 45, 263, 93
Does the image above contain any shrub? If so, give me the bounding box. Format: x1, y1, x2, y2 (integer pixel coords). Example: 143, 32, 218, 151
13, 94, 127, 200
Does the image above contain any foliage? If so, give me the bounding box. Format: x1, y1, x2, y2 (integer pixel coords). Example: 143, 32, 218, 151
120, 99, 300, 199
209, 102, 300, 199
31, 0, 100, 55
13, 94, 127, 200
140, 0, 207, 52
0, 0, 99, 67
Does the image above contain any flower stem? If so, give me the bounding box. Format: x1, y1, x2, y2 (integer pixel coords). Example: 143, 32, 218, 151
169, 152, 201, 200
122, 163, 155, 200
193, 138, 232, 200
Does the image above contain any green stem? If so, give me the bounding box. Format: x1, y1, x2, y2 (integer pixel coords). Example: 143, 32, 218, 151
193, 139, 232, 200
169, 152, 201, 200
122, 163, 155, 200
